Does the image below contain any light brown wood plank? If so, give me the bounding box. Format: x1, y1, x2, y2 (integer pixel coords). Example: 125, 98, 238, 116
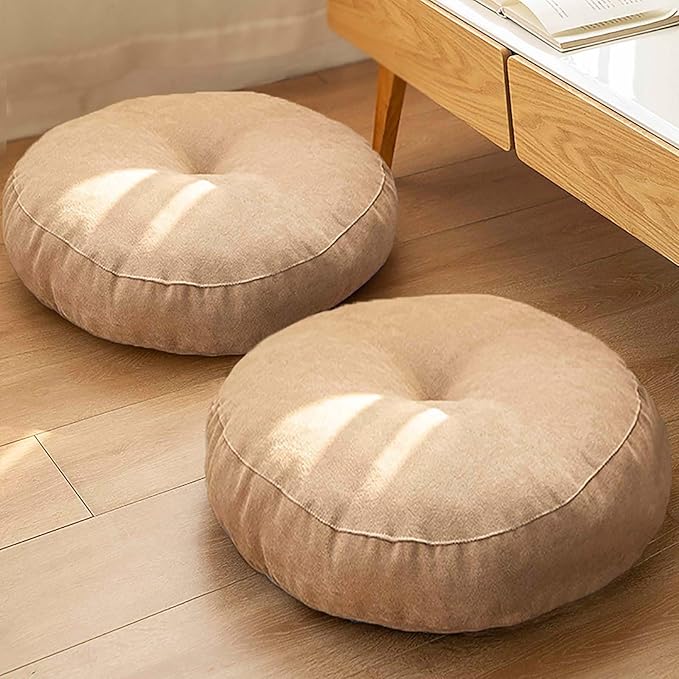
391, 106, 498, 179
39, 378, 223, 514
0, 346, 234, 447
396, 150, 566, 242
328, 0, 512, 149
509, 56, 679, 265
4, 572, 434, 679
358, 197, 639, 301
0, 437, 90, 549
0, 480, 251, 674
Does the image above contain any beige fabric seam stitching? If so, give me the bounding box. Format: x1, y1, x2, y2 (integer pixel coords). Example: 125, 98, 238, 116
4, 164, 388, 288
213, 379, 643, 545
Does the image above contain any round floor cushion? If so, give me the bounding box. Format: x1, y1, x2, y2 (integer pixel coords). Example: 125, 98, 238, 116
2, 93, 397, 355
205, 294, 671, 632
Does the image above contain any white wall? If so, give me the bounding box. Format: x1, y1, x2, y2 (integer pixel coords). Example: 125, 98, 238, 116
1, 0, 364, 141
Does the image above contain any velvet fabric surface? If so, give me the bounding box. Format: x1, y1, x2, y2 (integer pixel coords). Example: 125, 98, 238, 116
205, 294, 671, 632
2, 92, 397, 354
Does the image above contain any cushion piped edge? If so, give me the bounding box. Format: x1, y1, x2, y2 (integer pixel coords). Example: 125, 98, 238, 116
3, 160, 391, 288
208, 373, 655, 546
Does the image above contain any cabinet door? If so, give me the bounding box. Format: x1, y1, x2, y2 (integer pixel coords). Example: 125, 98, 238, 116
509, 56, 679, 265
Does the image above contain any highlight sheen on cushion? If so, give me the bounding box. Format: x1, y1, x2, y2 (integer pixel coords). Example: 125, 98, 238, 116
2, 92, 397, 355
205, 294, 671, 633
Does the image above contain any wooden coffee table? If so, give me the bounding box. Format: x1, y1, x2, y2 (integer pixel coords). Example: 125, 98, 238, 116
328, 0, 679, 265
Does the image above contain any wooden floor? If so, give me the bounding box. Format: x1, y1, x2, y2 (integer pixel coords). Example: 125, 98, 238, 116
1, 60, 677, 678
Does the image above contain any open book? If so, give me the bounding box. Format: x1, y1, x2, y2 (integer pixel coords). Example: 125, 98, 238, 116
477, 0, 679, 50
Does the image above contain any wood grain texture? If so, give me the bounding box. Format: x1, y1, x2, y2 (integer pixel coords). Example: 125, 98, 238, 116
508, 56, 679, 266
13, 526, 678, 679
396, 150, 566, 242
313, 87, 499, 179
356, 197, 640, 302
4, 573, 434, 679
362, 524, 679, 679
0, 481, 251, 674
390, 105, 498, 178
38, 378, 223, 514
328, 0, 513, 149
290, 62, 499, 178
373, 66, 407, 166
0, 437, 90, 548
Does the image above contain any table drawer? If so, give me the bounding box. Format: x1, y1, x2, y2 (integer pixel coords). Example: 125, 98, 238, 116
328, 0, 512, 150
508, 56, 679, 265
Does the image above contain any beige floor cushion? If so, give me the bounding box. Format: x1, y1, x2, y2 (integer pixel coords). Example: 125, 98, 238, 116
206, 294, 672, 633
2, 93, 397, 355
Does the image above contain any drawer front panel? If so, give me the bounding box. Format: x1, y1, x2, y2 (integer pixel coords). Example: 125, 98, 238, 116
509, 56, 679, 265
328, 0, 512, 150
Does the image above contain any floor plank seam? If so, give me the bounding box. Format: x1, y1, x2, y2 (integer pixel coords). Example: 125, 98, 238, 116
34, 435, 94, 517
0, 341, 84, 368
569, 243, 643, 268
0, 432, 43, 450
396, 149, 505, 181
397, 195, 571, 246
577, 285, 679, 330
503, 243, 644, 297
0, 477, 209, 555
0, 572, 260, 677
6, 373, 222, 448
91, 476, 208, 517
0, 514, 92, 553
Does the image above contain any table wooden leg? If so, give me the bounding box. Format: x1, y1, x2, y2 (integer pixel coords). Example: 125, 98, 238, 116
372, 65, 406, 168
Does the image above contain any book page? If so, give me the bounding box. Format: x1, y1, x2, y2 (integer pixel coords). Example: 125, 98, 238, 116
476, 0, 515, 9
518, 0, 673, 33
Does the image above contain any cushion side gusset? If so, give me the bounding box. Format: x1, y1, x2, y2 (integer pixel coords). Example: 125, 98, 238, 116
205, 386, 671, 632
2, 167, 397, 355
